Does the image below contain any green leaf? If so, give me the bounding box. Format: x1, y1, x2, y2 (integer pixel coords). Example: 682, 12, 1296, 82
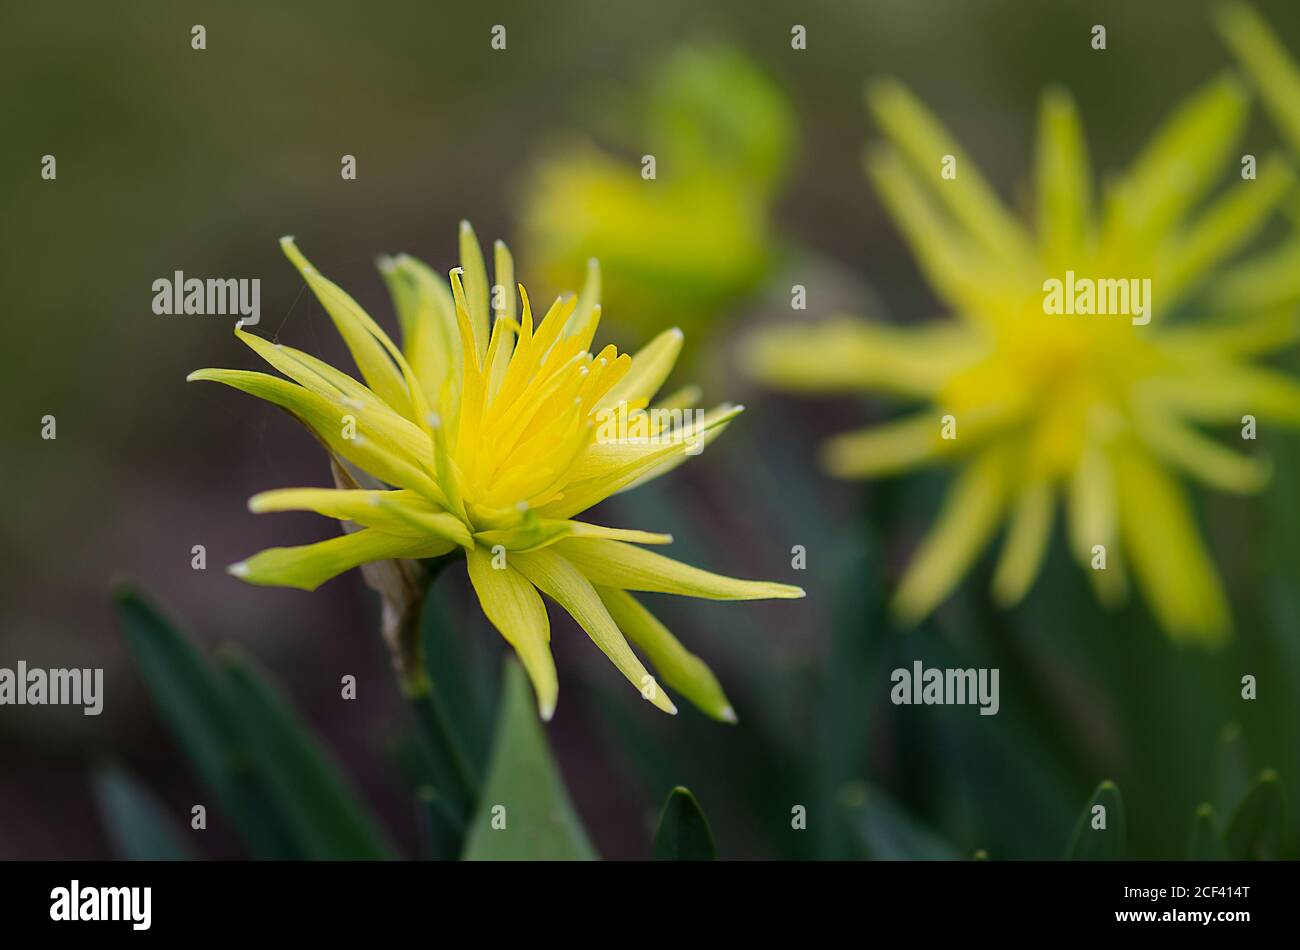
421, 590, 494, 774
653, 787, 716, 860
404, 687, 476, 829
1226, 769, 1286, 860
462, 659, 597, 860
1066, 780, 1126, 860
113, 585, 297, 858
841, 781, 961, 860
219, 647, 397, 860
92, 763, 199, 861
1188, 803, 1227, 860
1214, 722, 1251, 815
814, 530, 889, 860
414, 786, 462, 861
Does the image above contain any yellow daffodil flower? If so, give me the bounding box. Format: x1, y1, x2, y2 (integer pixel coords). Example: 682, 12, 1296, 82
190, 223, 803, 720
747, 77, 1300, 642
521, 46, 792, 343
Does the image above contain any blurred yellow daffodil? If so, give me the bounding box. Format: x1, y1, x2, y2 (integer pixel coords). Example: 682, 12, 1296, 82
747, 77, 1300, 642
1215, 2, 1300, 312
190, 223, 802, 720
521, 46, 793, 344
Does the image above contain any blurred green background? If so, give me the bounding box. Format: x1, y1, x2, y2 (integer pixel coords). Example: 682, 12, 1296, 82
3, 0, 1299, 859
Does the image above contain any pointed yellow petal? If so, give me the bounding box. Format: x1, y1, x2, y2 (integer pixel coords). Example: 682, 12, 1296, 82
1134, 405, 1270, 494
488, 241, 517, 399
563, 257, 602, 348
429, 412, 467, 521
865, 146, 1020, 324
822, 413, 961, 479
1113, 448, 1230, 642
458, 221, 491, 361
492, 240, 517, 323
600, 327, 684, 409
1211, 237, 1300, 313
1157, 309, 1300, 359
187, 368, 446, 506
473, 511, 569, 553
234, 327, 375, 405
1102, 75, 1247, 252
1142, 364, 1300, 425
867, 77, 1032, 263
477, 518, 673, 554
745, 317, 981, 398
554, 538, 804, 601
379, 254, 458, 406
1216, 1, 1300, 151
280, 237, 412, 415
1067, 441, 1117, 567
596, 587, 735, 723
539, 405, 742, 519
232, 329, 433, 460
466, 546, 558, 720
1035, 86, 1092, 271
892, 445, 1011, 624
991, 479, 1054, 606
484, 303, 516, 403
1156, 154, 1294, 306
510, 548, 678, 714
248, 487, 442, 538
616, 403, 741, 494
373, 496, 474, 548
555, 521, 673, 545
230, 528, 450, 591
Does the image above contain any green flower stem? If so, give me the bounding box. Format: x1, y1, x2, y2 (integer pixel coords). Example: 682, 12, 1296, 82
396, 554, 479, 828
403, 669, 478, 825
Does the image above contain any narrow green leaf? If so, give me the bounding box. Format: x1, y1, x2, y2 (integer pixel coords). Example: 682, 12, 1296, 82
1066, 780, 1125, 860
421, 591, 493, 774
1188, 803, 1227, 860
219, 647, 397, 860
654, 787, 716, 860
92, 763, 199, 861
1214, 722, 1251, 815
415, 786, 462, 861
841, 781, 960, 860
462, 660, 597, 860
113, 585, 297, 858
1226, 770, 1286, 860
405, 688, 475, 828
815, 529, 889, 860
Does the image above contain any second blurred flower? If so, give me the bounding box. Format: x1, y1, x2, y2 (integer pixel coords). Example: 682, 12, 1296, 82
521, 46, 795, 345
